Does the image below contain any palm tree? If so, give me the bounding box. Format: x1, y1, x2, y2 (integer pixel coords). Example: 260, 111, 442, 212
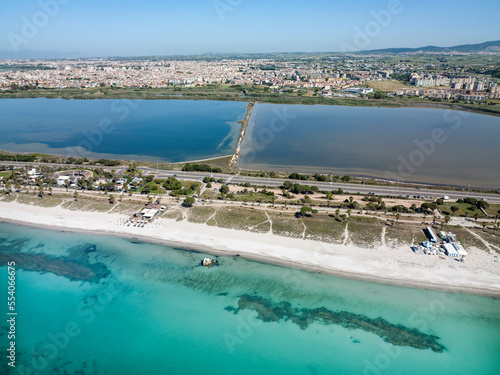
444, 215, 451, 227
109, 194, 116, 204
74, 191, 79, 201
335, 209, 340, 218
49, 187, 53, 196
395, 213, 401, 225
38, 185, 44, 197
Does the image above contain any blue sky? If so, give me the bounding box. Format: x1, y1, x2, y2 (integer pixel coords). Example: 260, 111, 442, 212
1, 0, 499, 56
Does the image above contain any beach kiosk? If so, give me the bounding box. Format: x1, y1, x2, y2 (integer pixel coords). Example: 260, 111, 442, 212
443, 243, 459, 257
425, 226, 439, 243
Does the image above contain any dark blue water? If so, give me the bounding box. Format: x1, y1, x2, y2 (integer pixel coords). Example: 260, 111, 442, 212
0, 98, 248, 162
238, 104, 500, 188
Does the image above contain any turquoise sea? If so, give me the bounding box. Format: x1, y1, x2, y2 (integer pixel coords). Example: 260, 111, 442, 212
0, 222, 499, 374
238, 104, 500, 189
0, 99, 248, 162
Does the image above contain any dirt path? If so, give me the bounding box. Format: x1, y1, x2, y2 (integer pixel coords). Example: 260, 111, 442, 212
464, 228, 500, 253
342, 223, 350, 246
381, 226, 387, 247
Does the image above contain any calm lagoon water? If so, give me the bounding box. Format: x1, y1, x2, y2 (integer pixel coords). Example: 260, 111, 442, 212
0, 222, 499, 374
238, 104, 500, 188
0, 98, 248, 162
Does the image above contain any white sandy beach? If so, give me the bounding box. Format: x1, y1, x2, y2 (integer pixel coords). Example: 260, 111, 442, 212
1, 200, 499, 297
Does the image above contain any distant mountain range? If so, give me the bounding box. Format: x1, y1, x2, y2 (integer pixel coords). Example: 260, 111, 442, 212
0, 40, 499, 60
357, 40, 500, 54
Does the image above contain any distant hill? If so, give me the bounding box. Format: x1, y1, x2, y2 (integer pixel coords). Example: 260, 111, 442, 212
358, 40, 500, 54
0, 40, 498, 60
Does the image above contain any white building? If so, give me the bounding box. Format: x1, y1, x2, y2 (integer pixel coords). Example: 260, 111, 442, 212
344, 87, 373, 94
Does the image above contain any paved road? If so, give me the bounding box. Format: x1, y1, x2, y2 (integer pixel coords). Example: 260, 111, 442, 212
137, 168, 500, 204
2, 161, 499, 203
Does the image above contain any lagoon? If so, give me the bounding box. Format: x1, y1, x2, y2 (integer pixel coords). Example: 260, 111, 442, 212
1, 222, 499, 374
0, 98, 248, 162
238, 104, 500, 189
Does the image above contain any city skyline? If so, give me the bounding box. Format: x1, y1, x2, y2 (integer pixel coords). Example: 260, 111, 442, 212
1, 0, 499, 58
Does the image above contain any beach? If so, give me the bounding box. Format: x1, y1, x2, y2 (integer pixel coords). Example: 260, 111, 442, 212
0, 200, 499, 297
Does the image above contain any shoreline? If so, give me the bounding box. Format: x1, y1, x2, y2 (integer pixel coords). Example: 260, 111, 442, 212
1, 93, 498, 117
1, 201, 499, 298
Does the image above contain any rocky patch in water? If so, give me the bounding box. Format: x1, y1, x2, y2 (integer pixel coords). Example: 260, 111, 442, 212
226, 294, 445, 353
0, 241, 109, 282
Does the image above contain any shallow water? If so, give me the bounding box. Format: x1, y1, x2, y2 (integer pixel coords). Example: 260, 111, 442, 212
0, 222, 499, 374
238, 103, 500, 188
0, 98, 247, 162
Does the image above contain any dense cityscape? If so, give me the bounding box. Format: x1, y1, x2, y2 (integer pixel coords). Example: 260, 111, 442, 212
1, 54, 499, 102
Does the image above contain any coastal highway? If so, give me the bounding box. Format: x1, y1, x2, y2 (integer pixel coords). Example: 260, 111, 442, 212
2, 161, 499, 203
139, 168, 500, 203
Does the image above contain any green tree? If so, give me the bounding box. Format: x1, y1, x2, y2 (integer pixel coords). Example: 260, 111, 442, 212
220, 185, 230, 195
444, 215, 451, 227
109, 194, 116, 204
300, 206, 317, 217
183, 197, 195, 207
450, 206, 459, 215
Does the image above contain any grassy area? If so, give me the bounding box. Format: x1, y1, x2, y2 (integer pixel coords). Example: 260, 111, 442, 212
303, 215, 345, 243
4, 193, 63, 207
61, 200, 113, 212
470, 228, 500, 253
365, 80, 410, 92
438, 202, 483, 218
162, 209, 183, 221
438, 202, 500, 218
0, 171, 12, 179
211, 207, 268, 232
347, 217, 384, 248
268, 212, 306, 239
385, 221, 428, 248
139, 155, 233, 172
187, 206, 216, 224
